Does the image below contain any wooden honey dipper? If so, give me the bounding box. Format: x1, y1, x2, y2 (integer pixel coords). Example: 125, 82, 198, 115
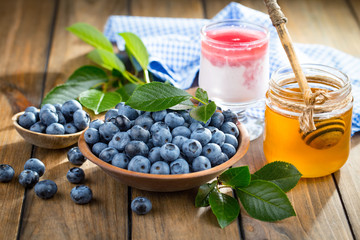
264, 0, 346, 149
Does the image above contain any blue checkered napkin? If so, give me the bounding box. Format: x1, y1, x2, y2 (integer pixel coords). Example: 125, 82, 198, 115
104, 2, 360, 135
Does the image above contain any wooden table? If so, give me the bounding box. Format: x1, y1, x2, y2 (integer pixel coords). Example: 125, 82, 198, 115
1, 0, 359, 239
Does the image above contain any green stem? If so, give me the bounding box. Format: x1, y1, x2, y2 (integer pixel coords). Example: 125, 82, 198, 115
192, 96, 207, 105
144, 69, 150, 83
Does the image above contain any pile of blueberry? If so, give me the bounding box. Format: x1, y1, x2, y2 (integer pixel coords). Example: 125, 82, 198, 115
85, 103, 239, 174
18, 100, 90, 135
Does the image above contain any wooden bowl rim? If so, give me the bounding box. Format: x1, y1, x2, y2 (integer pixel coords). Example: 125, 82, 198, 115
79, 122, 250, 180
12, 111, 85, 138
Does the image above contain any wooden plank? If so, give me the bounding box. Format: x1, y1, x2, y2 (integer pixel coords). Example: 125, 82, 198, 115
0, 0, 56, 239
349, 0, 360, 21
18, 0, 130, 239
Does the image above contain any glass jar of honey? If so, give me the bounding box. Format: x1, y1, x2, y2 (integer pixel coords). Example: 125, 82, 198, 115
263, 64, 353, 178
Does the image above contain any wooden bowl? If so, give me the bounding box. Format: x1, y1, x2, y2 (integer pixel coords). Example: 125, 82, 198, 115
12, 112, 86, 149
78, 122, 250, 192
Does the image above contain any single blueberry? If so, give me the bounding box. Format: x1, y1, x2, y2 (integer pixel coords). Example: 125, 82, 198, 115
151, 110, 167, 122
104, 109, 119, 122
89, 119, 104, 130
99, 147, 119, 163
128, 156, 151, 173
70, 185, 93, 204
179, 110, 191, 124
25, 106, 40, 121
61, 100, 82, 121
24, 158, 45, 177
125, 141, 149, 158
117, 105, 139, 120
189, 122, 203, 132
111, 153, 129, 169
34, 180, 57, 199
172, 136, 189, 150
148, 147, 162, 164
114, 115, 131, 131
40, 109, 59, 126
40, 104, 56, 116
210, 112, 225, 128
66, 167, 85, 184
129, 125, 150, 143
57, 110, 67, 125
224, 134, 239, 149
160, 143, 180, 162
115, 102, 125, 110
150, 122, 170, 134
202, 143, 223, 165
210, 129, 226, 146
18, 170, 39, 188
134, 115, 154, 130
46, 123, 65, 135
150, 161, 170, 174
181, 139, 202, 158
0, 164, 15, 182
84, 128, 100, 145
91, 142, 108, 157
73, 110, 90, 130
131, 197, 152, 215
220, 122, 239, 138
190, 128, 212, 146
99, 122, 120, 143
19, 112, 37, 129
64, 122, 78, 134
30, 121, 46, 133
67, 147, 86, 165
221, 143, 237, 158
222, 110, 238, 124
109, 132, 131, 151
170, 159, 190, 174
212, 153, 229, 167
192, 156, 211, 172
53, 103, 62, 112
152, 128, 172, 147
164, 112, 185, 129
172, 126, 191, 138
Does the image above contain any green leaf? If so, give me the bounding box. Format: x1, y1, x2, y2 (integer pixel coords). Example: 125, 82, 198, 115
67, 22, 113, 52
169, 99, 194, 110
126, 82, 192, 111
67, 65, 108, 84
79, 89, 121, 114
195, 180, 217, 207
251, 161, 302, 192
119, 32, 149, 70
116, 83, 138, 102
87, 49, 125, 72
190, 101, 216, 124
219, 166, 251, 188
209, 190, 240, 228
236, 180, 296, 222
195, 88, 208, 104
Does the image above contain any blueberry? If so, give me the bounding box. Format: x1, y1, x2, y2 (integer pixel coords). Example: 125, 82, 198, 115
99, 122, 120, 142
111, 153, 129, 169
210, 112, 224, 128
202, 143, 222, 165
19, 112, 37, 129
128, 156, 151, 173
73, 110, 90, 130
190, 117, 211, 127
152, 128, 172, 147
18, 170, 39, 188
104, 109, 119, 122
172, 126, 191, 138
25, 106, 39, 121
117, 105, 139, 120
70, 185, 93, 204
89, 119, 104, 130
125, 141, 149, 158
67, 167, 85, 184
225, 134, 238, 149
24, 158, 45, 177
114, 115, 131, 131
172, 136, 188, 149
189, 122, 203, 132
170, 159, 189, 174
182, 139, 202, 158
129, 125, 150, 143
46, 123, 65, 135
54, 103, 62, 112
222, 110, 238, 124
99, 147, 118, 163
34, 180, 57, 199
221, 143, 236, 158
115, 102, 125, 109
147, 139, 154, 149
148, 147, 162, 164
190, 128, 212, 146
40, 109, 59, 126
179, 110, 191, 124
40, 104, 56, 116
131, 197, 152, 215
67, 147, 86, 165
150, 122, 170, 134
30, 121, 46, 133
0, 164, 15, 182
192, 156, 211, 172
84, 128, 100, 145
64, 122, 78, 134
150, 161, 170, 174
61, 100, 82, 121
164, 112, 185, 129
212, 153, 229, 166
107, 132, 130, 152
220, 122, 239, 138
160, 143, 180, 162
57, 110, 67, 125
135, 115, 154, 130
91, 142, 108, 157
152, 110, 167, 122
210, 129, 226, 146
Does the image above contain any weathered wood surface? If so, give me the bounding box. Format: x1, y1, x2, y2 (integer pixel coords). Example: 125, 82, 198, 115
1, 0, 360, 239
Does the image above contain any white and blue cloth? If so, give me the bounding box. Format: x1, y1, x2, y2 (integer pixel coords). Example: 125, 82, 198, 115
104, 2, 360, 135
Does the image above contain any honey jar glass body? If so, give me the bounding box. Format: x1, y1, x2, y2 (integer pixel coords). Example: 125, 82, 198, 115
263, 64, 353, 178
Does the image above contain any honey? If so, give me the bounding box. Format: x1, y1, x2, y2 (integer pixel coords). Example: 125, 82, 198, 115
263, 64, 353, 178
